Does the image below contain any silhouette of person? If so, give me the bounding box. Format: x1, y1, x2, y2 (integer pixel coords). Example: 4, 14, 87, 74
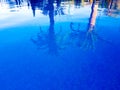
29, 0, 41, 16
55, 0, 64, 15
74, 0, 81, 8
15, 0, 22, 7
56, 0, 61, 7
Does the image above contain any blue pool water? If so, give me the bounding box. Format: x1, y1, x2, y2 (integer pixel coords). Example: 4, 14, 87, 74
0, 0, 120, 90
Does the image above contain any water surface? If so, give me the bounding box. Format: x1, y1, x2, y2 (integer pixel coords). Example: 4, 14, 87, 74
0, 0, 120, 90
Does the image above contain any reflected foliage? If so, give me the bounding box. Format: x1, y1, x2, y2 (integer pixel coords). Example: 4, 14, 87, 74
28, 0, 65, 16
30, 0, 65, 55
99, 0, 120, 17
0, 0, 118, 54
68, 1, 113, 51
69, 22, 97, 51
80, 30, 96, 50
0, 0, 120, 17
30, 0, 115, 54
69, 22, 113, 51
31, 27, 48, 49
31, 25, 69, 55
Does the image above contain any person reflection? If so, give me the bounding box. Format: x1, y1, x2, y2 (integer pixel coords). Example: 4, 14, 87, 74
107, 0, 119, 16
29, 0, 37, 16
56, 0, 61, 7
29, 0, 41, 16
15, 0, 22, 7
107, 0, 113, 15
55, 0, 64, 15
74, 0, 81, 8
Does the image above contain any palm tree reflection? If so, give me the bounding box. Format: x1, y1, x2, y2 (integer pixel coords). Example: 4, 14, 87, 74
48, 22, 58, 55
80, 1, 113, 50
68, 1, 98, 50
47, 0, 58, 55
31, 0, 60, 55
68, 1, 112, 51
80, 1, 98, 50
31, 27, 47, 49
30, 0, 114, 52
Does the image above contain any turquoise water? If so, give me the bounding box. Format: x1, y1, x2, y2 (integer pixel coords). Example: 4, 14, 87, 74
0, 0, 120, 90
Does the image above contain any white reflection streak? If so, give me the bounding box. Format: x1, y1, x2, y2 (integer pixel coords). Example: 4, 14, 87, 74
0, 2, 9, 13
0, 8, 30, 29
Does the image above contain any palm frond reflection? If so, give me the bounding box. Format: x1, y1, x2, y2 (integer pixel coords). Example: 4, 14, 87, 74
80, 30, 96, 51
80, 1, 98, 51
30, 0, 65, 55
30, 25, 68, 55
30, 0, 115, 54
69, 2, 113, 51
31, 27, 47, 49
69, 22, 97, 51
